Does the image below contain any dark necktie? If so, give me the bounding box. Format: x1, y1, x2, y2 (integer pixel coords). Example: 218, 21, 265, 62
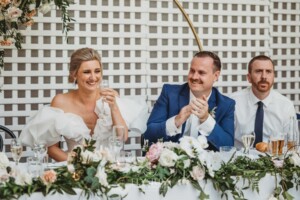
254, 101, 264, 145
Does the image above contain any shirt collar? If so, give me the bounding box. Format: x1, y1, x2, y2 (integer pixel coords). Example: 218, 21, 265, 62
189, 90, 212, 102
249, 87, 273, 107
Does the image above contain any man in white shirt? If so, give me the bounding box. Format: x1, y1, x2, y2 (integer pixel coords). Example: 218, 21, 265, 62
231, 55, 298, 148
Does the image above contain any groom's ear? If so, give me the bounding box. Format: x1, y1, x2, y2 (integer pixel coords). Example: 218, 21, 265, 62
213, 70, 220, 82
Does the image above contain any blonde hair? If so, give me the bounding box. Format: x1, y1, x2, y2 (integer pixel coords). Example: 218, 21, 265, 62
68, 48, 102, 83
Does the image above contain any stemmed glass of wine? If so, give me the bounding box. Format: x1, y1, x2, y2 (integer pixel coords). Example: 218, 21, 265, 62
242, 131, 256, 154
11, 139, 23, 166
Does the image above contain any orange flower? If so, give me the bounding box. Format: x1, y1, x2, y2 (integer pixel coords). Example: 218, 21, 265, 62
41, 170, 57, 185
26, 9, 36, 18
0, 39, 13, 46
24, 19, 34, 27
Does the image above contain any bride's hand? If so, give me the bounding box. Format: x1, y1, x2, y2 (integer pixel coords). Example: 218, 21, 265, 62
100, 88, 119, 109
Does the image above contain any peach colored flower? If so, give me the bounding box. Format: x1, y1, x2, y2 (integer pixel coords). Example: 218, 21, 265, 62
0, 0, 10, 7
23, 19, 34, 27
0, 39, 13, 46
26, 9, 36, 18
41, 170, 57, 185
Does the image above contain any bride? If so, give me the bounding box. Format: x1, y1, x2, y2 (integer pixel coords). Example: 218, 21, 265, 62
20, 48, 130, 161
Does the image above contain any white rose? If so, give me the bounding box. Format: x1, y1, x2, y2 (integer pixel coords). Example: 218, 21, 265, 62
204, 151, 222, 177
39, 3, 53, 14
67, 164, 75, 173
7, 6, 22, 20
28, 3, 36, 11
197, 135, 208, 149
158, 149, 178, 167
179, 136, 198, 158
0, 152, 10, 169
183, 157, 191, 169
96, 167, 108, 187
15, 172, 32, 186
190, 166, 205, 181
268, 195, 278, 200
289, 152, 300, 167
81, 150, 101, 163
163, 141, 180, 149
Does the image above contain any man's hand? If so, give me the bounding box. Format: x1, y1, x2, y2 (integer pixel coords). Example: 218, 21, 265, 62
191, 95, 209, 123
175, 104, 192, 128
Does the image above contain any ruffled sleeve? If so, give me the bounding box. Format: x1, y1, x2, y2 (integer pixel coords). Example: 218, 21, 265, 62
93, 97, 148, 142
116, 97, 149, 134
20, 106, 91, 148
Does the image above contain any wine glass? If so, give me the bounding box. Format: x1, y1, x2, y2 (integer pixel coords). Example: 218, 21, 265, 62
11, 139, 23, 166
241, 131, 256, 154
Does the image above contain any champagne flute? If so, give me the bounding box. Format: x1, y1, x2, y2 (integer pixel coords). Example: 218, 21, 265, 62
11, 139, 23, 166
242, 131, 255, 154
100, 79, 109, 115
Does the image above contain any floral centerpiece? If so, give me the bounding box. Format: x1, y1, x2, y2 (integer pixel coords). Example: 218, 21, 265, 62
0, 138, 300, 200
0, 0, 73, 69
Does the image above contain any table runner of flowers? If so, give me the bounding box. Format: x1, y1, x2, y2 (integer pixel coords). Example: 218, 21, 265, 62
0, 136, 300, 200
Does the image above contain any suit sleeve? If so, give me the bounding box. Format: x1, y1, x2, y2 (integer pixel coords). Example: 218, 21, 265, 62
207, 100, 235, 150
144, 85, 170, 144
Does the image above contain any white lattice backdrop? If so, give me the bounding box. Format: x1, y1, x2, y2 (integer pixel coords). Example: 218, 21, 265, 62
0, 0, 299, 158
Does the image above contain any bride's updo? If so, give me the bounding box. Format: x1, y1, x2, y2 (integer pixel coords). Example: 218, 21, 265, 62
68, 47, 102, 83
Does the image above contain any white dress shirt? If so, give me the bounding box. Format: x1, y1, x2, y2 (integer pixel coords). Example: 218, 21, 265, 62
230, 87, 298, 148
165, 91, 216, 138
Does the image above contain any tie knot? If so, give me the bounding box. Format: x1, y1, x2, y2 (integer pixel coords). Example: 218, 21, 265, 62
257, 101, 263, 107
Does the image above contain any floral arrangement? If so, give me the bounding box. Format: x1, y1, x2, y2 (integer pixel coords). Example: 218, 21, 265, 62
0, 0, 73, 69
0, 139, 300, 200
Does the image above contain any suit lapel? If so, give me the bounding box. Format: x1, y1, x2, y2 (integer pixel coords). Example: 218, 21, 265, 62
179, 84, 190, 134
208, 88, 217, 111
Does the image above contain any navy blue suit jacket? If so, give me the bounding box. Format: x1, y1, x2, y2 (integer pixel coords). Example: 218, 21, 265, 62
144, 83, 235, 150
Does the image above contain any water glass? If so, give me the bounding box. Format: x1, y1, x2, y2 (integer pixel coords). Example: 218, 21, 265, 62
109, 125, 125, 162
286, 117, 299, 152
27, 156, 42, 178
220, 146, 236, 153
119, 150, 134, 164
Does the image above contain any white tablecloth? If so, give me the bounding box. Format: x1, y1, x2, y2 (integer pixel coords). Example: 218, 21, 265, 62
18, 173, 299, 200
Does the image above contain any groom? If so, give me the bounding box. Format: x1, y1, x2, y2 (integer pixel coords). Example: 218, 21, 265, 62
144, 51, 235, 151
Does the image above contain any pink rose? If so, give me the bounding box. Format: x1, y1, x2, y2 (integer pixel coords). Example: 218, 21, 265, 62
146, 142, 164, 164
41, 170, 57, 185
272, 159, 284, 168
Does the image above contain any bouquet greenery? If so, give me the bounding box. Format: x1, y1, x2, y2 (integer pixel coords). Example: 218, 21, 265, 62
0, 138, 300, 200
0, 0, 73, 69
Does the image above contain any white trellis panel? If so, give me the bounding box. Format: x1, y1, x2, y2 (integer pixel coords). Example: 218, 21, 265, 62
0, 0, 299, 158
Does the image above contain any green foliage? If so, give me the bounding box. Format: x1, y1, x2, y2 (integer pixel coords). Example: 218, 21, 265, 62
1, 140, 300, 200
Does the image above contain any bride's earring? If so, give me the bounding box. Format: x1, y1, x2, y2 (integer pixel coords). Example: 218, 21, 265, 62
73, 78, 77, 87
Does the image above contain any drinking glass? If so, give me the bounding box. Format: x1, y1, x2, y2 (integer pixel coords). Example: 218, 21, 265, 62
11, 139, 23, 166
110, 125, 125, 163
219, 146, 236, 153
33, 143, 47, 161
27, 156, 42, 178
241, 131, 255, 154
100, 79, 109, 115
286, 117, 298, 152
269, 133, 285, 157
